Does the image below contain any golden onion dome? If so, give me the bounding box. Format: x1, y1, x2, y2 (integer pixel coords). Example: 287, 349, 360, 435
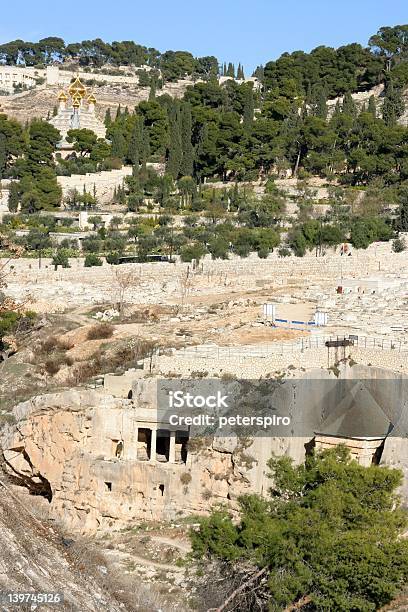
68, 77, 87, 98
72, 95, 81, 108
58, 90, 68, 101
87, 93, 97, 104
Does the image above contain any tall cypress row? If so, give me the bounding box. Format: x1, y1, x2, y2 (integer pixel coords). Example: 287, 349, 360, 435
243, 86, 254, 129
0, 134, 6, 179
180, 103, 194, 177
167, 103, 182, 179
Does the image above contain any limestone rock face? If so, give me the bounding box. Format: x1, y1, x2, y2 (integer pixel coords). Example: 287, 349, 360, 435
1, 388, 284, 534
2, 371, 407, 534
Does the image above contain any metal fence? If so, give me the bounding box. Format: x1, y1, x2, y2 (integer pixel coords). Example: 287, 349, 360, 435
171, 335, 408, 361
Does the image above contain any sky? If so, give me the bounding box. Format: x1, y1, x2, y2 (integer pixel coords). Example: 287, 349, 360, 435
0, 0, 407, 73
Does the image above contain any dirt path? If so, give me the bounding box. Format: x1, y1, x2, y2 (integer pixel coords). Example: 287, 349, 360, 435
103, 548, 185, 572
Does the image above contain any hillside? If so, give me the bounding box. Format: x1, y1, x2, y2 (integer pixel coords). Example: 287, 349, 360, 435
0, 472, 124, 611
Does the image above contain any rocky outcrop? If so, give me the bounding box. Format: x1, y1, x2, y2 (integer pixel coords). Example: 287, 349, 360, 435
0, 479, 123, 611
2, 366, 407, 534
0, 388, 283, 533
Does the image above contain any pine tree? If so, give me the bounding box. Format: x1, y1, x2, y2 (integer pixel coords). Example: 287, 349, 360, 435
382, 79, 404, 126
167, 104, 182, 179
243, 86, 254, 129
104, 108, 112, 127
180, 103, 194, 176
367, 95, 377, 118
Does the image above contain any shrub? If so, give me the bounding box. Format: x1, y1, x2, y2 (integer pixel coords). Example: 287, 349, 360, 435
84, 254, 103, 267
180, 243, 206, 262
278, 246, 291, 257
392, 237, 406, 253
87, 323, 114, 340
44, 353, 73, 375
40, 336, 74, 353
180, 473, 192, 485
52, 249, 71, 269
106, 251, 120, 265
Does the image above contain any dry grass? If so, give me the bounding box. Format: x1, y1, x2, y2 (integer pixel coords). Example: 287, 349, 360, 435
87, 323, 115, 340
39, 335, 74, 354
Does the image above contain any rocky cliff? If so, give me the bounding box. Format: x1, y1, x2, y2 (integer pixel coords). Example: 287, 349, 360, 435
1, 365, 407, 534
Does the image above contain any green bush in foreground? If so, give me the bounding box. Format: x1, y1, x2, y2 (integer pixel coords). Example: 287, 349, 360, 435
84, 253, 103, 267
191, 446, 408, 611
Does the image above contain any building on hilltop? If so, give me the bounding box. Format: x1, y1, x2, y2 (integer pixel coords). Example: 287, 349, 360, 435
49, 77, 106, 149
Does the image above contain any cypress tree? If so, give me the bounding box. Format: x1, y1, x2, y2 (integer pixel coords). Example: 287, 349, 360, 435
167, 104, 182, 179
313, 85, 328, 119
333, 100, 342, 118
115, 104, 122, 120
243, 86, 254, 129
382, 80, 404, 126
222, 63, 227, 76
128, 118, 141, 168
180, 103, 194, 176
0, 134, 6, 179
7, 182, 20, 212
104, 108, 112, 127
227, 62, 235, 78
237, 63, 245, 80
111, 130, 126, 158
140, 121, 150, 168
149, 78, 156, 101
367, 95, 377, 118
342, 91, 357, 117
305, 82, 313, 105
52, 105, 58, 117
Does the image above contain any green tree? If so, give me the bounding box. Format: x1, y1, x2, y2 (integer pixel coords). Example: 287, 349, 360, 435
367, 95, 377, 117
7, 181, 19, 212
397, 187, 408, 231
84, 253, 103, 267
111, 129, 127, 159
104, 108, 112, 127
191, 447, 408, 612
180, 103, 194, 176
208, 235, 229, 259
242, 85, 254, 129
52, 249, 71, 269
0, 113, 25, 174
382, 79, 404, 126
167, 104, 182, 179
66, 129, 98, 156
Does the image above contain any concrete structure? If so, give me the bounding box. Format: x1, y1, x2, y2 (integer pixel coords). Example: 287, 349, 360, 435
0, 66, 38, 93
336, 277, 402, 294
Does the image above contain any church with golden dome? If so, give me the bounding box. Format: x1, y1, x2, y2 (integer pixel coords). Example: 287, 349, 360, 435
49, 77, 106, 140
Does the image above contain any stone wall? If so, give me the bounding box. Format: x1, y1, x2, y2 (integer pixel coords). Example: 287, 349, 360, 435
57, 166, 133, 203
